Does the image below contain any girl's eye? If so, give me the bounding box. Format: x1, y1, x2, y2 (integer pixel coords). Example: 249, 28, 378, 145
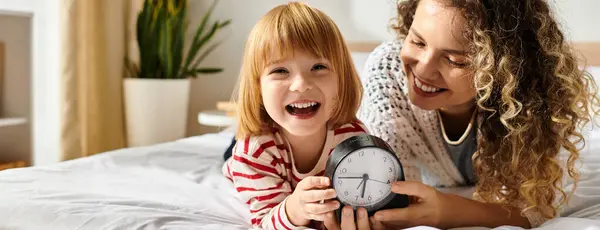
312, 64, 328, 71
446, 58, 469, 68
270, 68, 289, 74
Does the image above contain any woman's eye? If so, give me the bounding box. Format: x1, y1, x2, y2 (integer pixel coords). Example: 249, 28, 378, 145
411, 40, 425, 48
270, 68, 289, 74
446, 58, 469, 68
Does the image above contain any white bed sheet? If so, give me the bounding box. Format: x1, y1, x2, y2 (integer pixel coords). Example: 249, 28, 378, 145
0, 129, 251, 230
0, 125, 598, 230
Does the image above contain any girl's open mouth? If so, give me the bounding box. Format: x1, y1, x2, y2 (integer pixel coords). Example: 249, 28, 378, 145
285, 101, 321, 119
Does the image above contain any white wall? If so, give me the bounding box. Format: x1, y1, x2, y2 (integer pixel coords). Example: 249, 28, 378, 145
552, 0, 600, 42
0, 15, 31, 163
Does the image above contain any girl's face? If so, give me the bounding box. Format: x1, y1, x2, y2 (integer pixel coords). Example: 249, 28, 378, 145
400, 0, 476, 112
260, 49, 338, 137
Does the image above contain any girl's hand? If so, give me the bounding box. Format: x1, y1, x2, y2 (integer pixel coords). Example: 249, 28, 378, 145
323, 206, 371, 230
285, 176, 340, 226
371, 181, 452, 229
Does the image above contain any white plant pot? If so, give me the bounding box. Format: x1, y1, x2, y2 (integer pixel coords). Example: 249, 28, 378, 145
124, 78, 190, 147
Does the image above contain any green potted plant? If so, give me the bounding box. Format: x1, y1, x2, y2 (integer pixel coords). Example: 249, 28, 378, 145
124, 0, 230, 147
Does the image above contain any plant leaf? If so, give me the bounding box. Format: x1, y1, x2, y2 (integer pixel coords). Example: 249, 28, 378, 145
195, 68, 222, 73
139, 1, 150, 77
135, 0, 227, 79
190, 40, 222, 71
181, 0, 219, 77
218, 19, 231, 29
185, 67, 223, 77
180, 21, 219, 77
124, 58, 140, 78
158, 8, 172, 79
172, 3, 186, 79
187, 20, 231, 72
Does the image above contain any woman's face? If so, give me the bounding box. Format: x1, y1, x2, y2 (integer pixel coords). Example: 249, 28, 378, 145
400, 0, 476, 112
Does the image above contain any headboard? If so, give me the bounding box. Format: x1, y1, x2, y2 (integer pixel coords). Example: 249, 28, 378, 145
348, 42, 600, 67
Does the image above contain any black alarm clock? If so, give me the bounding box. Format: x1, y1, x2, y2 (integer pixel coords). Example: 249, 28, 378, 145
324, 134, 409, 220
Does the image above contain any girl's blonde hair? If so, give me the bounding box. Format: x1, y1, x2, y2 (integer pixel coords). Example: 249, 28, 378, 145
235, 2, 363, 139
395, 0, 600, 219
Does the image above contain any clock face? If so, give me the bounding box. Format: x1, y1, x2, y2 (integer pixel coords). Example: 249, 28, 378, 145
332, 147, 401, 211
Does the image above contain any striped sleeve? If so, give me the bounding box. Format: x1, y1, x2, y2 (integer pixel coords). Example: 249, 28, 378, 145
224, 136, 303, 229
334, 120, 369, 136
332, 120, 370, 144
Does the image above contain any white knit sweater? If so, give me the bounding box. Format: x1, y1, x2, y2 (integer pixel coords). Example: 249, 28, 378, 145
356, 40, 545, 227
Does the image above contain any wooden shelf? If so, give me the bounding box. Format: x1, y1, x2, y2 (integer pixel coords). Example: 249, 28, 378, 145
0, 161, 26, 171
198, 110, 236, 127
0, 117, 26, 127
216, 101, 237, 113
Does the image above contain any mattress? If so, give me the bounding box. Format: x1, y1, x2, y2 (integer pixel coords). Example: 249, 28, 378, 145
0, 129, 251, 229
0, 125, 598, 230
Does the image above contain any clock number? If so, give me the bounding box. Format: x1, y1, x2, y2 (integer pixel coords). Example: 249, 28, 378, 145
379, 189, 383, 195
384, 157, 387, 162
341, 168, 347, 174
347, 157, 352, 163
355, 195, 359, 201
387, 180, 391, 184
359, 151, 364, 157
368, 195, 372, 201
388, 167, 392, 172
344, 191, 349, 196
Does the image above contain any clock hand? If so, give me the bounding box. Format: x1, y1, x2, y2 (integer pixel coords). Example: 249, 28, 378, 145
356, 179, 365, 190
338, 176, 363, 179
361, 179, 367, 198
368, 178, 390, 185
360, 173, 368, 198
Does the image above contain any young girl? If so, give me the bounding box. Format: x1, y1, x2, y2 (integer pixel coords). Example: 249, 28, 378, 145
222, 2, 368, 229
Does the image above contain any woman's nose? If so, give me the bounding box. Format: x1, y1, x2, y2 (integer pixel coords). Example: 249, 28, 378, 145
415, 51, 439, 79
289, 72, 313, 92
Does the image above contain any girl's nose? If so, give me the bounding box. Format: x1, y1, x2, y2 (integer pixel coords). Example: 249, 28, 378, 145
289, 73, 313, 92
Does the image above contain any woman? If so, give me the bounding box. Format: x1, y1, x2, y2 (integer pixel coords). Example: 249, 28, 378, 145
325, 0, 599, 229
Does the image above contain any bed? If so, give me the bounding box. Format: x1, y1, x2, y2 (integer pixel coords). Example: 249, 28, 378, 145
1, 42, 600, 229
0, 123, 599, 230
0, 127, 251, 229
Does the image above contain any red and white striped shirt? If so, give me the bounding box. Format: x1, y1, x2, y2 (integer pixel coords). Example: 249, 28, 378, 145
222, 121, 368, 229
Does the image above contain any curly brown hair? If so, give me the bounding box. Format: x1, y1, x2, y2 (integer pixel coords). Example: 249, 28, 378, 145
393, 0, 600, 220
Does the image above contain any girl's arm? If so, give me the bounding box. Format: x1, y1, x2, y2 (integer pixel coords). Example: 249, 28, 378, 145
224, 136, 299, 229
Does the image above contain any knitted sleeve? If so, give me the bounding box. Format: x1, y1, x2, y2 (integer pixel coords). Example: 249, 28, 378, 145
356, 40, 422, 181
